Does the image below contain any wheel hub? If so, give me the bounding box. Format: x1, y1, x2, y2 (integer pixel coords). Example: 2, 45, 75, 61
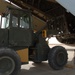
57, 52, 65, 66
0, 56, 15, 75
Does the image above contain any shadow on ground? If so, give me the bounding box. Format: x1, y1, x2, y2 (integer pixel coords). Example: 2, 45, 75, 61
18, 62, 52, 75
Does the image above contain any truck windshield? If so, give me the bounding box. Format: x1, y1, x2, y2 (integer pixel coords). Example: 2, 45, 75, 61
20, 15, 29, 29
11, 9, 30, 29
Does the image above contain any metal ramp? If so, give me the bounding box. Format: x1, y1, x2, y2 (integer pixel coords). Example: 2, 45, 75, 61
56, 0, 75, 16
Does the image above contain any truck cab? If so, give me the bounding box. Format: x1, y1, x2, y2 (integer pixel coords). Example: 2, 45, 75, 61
0, 8, 33, 47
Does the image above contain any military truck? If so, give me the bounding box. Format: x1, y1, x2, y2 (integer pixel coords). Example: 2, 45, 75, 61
0, 8, 68, 75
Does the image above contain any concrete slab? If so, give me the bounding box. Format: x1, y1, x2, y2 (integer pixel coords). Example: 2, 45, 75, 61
19, 61, 75, 75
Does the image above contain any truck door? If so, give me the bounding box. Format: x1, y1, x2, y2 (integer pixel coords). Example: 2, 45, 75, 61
9, 10, 33, 47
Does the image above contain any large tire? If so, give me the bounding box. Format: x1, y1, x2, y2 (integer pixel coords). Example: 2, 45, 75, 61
0, 48, 21, 75
48, 46, 68, 70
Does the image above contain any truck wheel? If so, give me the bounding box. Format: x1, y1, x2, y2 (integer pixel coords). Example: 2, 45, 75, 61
48, 46, 68, 70
0, 48, 21, 75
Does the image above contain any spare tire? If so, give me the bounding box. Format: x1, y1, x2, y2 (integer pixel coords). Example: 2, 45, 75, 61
48, 46, 68, 70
